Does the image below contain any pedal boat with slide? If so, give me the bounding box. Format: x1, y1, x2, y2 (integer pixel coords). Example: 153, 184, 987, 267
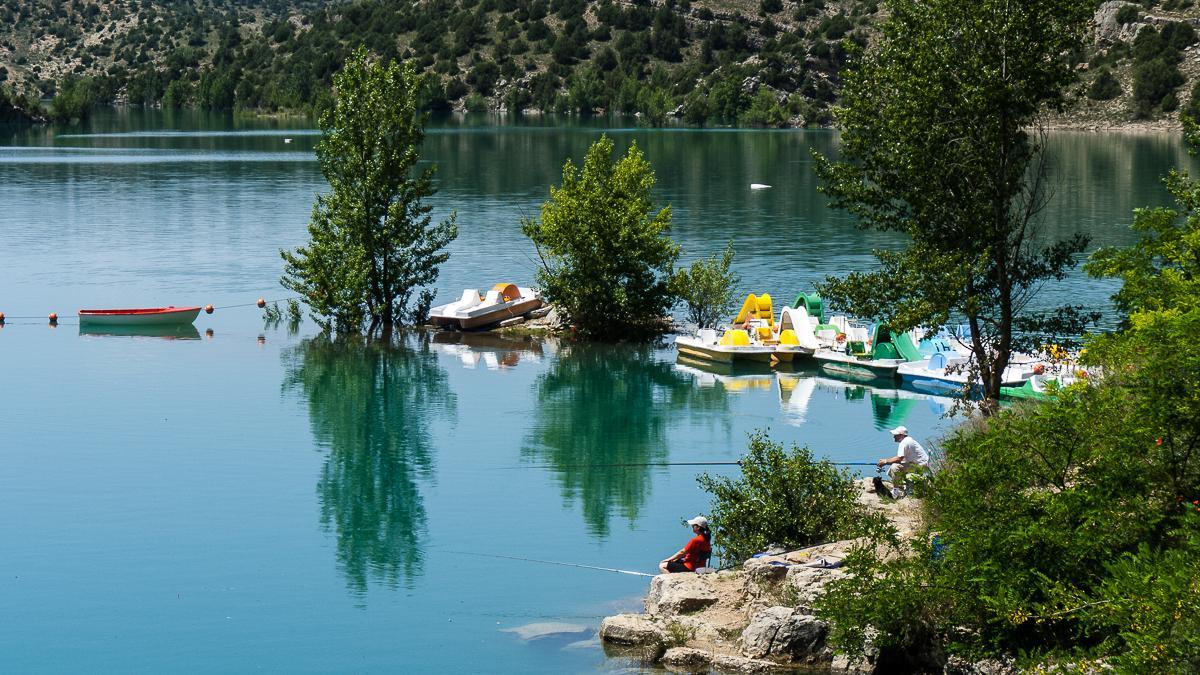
675, 328, 775, 363
726, 293, 818, 363
429, 283, 542, 330
77, 306, 202, 326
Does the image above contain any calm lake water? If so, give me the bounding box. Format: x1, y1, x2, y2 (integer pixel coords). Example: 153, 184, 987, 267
0, 110, 1192, 672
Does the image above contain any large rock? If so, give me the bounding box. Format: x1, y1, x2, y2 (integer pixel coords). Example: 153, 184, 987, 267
599, 613, 665, 646
1094, 1, 1142, 44
662, 647, 792, 673
645, 574, 719, 617
741, 606, 830, 662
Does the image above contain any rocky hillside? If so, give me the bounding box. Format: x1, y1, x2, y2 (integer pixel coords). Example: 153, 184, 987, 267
2, 0, 1200, 128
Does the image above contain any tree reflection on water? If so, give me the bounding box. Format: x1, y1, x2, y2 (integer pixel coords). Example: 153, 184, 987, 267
523, 343, 730, 536
284, 333, 455, 594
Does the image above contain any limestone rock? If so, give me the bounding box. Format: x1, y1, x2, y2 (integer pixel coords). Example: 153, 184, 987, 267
661, 646, 712, 671
599, 613, 665, 646
741, 606, 829, 662
664, 648, 789, 673
498, 316, 525, 328
831, 652, 877, 673
646, 574, 719, 617
1093, 1, 1141, 44
526, 305, 553, 319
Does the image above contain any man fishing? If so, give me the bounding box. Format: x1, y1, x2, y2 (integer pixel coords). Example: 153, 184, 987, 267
873, 425, 929, 500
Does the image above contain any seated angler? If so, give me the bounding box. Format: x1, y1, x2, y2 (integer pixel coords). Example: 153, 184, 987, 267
873, 426, 930, 500
659, 516, 712, 574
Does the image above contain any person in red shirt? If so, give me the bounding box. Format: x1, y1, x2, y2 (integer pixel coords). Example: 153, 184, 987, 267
659, 516, 712, 573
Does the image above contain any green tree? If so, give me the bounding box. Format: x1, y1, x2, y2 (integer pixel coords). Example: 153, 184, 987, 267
282, 47, 458, 336
522, 134, 679, 339
671, 240, 740, 328
814, 0, 1095, 409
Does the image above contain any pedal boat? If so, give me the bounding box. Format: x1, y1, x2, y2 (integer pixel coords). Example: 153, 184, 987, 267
77, 306, 201, 326
812, 324, 922, 382
429, 283, 542, 330
897, 352, 1033, 394
675, 328, 774, 363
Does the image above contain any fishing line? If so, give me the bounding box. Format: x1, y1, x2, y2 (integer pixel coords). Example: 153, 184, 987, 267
442, 550, 656, 578
496, 461, 878, 470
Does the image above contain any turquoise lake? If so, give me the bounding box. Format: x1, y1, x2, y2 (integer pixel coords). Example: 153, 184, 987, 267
0, 111, 1193, 672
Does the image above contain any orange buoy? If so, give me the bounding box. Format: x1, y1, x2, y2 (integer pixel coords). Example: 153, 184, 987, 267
48, 312, 58, 324
205, 304, 214, 314
256, 298, 266, 308
0, 312, 5, 324
205, 328, 214, 338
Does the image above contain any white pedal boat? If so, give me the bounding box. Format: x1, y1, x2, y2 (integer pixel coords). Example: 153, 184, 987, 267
429, 283, 542, 330
675, 328, 775, 363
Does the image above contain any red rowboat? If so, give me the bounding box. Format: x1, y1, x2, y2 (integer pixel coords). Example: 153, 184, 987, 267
77, 306, 202, 326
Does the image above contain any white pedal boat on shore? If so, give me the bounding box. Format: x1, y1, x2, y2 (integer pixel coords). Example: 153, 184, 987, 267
429, 283, 542, 330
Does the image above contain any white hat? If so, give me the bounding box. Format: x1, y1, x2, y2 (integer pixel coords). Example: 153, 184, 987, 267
686, 516, 709, 528
889, 426, 908, 436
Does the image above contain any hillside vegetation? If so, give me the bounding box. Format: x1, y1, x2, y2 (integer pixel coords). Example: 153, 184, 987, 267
2, 0, 1200, 127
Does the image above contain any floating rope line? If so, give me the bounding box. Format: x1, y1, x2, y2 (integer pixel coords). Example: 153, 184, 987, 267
0, 295, 303, 325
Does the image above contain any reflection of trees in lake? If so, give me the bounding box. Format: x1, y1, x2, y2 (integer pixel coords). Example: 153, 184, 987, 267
523, 344, 729, 536
284, 333, 454, 594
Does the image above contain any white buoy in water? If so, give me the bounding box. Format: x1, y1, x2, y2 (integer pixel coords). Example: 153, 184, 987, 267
750, 183, 772, 190
283, 138, 294, 144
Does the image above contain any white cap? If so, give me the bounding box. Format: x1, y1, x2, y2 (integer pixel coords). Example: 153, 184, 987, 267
889, 426, 908, 436
686, 516, 709, 528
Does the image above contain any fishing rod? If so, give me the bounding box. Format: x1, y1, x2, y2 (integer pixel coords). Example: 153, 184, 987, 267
444, 550, 655, 577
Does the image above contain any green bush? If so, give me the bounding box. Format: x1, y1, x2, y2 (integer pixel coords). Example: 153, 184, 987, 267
1133, 58, 1184, 114
671, 240, 739, 328
522, 135, 679, 339
698, 431, 888, 564
1087, 67, 1122, 101
1116, 5, 1141, 25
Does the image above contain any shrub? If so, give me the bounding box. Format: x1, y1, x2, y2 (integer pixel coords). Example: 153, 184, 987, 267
522, 135, 679, 339
671, 240, 739, 328
1133, 58, 1184, 114
698, 431, 886, 564
1087, 68, 1122, 100
1116, 4, 1141, 25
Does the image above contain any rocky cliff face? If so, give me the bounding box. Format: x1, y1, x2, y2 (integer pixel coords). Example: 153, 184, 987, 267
599, 478, 927, 673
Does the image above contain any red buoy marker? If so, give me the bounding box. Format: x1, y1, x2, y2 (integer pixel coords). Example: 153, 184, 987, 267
48, 312, 58, 324
204, 304, 214, 314
0, 312, 5, 324
256, 298, 266, 308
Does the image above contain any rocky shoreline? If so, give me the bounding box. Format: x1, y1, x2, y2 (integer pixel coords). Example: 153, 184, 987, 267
598, 479, 934, 674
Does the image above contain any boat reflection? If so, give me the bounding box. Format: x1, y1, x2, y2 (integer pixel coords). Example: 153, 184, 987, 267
432, 331, 546, 370
78, 324, 201, 340
673, 355, 775, 393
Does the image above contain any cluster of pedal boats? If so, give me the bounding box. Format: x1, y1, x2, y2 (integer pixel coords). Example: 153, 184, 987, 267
675, 293, 1076, 400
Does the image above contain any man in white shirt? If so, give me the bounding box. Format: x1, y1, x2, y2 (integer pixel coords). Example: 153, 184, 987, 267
873, 426, 930, 499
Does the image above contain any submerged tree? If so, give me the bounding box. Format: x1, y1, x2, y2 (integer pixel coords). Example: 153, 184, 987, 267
672, 240, 740, 329
814, 0, 1095, 409
282, 46, 457, 336
523, 134, 679, 340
